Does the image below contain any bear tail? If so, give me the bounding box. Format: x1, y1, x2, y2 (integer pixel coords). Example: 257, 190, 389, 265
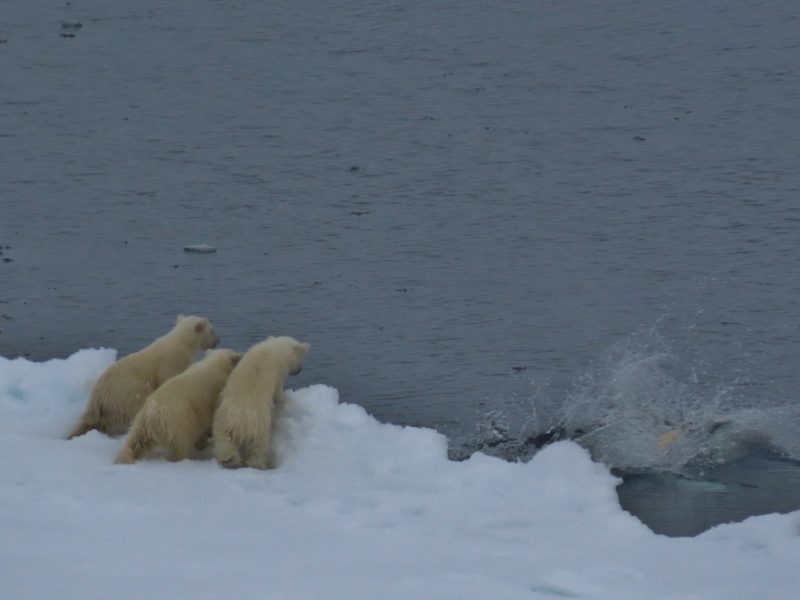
115, 428, 155, 465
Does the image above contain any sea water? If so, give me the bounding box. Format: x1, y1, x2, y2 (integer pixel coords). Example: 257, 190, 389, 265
2, 0, 800, 536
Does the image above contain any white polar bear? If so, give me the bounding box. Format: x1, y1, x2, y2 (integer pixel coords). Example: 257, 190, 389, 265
67, 315, 220, 439
115, 348, 243, 464
212, 336, 310, 470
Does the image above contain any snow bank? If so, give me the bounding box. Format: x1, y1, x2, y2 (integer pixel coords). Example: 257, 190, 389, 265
0, 350, 798, 599
0, 348, 116, 437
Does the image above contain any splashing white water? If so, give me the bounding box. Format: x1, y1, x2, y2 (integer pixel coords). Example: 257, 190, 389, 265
457, 329, 800, 472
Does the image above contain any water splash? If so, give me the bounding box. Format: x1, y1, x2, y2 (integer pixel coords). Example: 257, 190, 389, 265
558, 329, 721, 470
452, 329, 800, 472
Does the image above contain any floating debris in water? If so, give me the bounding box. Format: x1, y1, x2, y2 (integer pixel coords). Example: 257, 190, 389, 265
61, 22, 83, 29
183, 245, 217, 254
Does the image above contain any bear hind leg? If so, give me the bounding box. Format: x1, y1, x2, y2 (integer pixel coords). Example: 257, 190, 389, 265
213, 432, 244, 469
66, 418, 97, 440
66, 410, 118, 439
115, 427, 155, 464
166, 436, 195, 463
242, 437, 271, 471
194, 429, 212, 451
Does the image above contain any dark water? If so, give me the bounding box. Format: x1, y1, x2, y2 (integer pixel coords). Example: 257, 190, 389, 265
2, 0, 800, 536
617, 454, 800, 537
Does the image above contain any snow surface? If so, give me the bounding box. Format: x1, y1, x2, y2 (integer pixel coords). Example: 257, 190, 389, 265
1, 350, 799, 599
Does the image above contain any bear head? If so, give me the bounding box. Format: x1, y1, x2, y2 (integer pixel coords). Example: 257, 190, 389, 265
289, 340, 311, 376
177, 315, 220, 349
204, 348, 245, 370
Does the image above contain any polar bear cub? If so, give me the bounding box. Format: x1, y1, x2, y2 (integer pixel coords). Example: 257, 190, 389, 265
115, 348, 243, 464
67, 315, 220, 439
212, 336, 310, 470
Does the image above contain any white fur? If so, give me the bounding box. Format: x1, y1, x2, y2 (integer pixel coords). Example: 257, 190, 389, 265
115, 348, 242, 464
67, 315, 220, 439
212, 336, 310, 470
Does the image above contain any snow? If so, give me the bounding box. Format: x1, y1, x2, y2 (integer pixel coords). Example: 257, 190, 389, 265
1, 350, 799, 599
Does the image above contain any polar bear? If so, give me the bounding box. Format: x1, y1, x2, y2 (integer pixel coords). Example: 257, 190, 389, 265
114, 348, 243, 464
212, 336, 310, 470
67, 315, 220, 439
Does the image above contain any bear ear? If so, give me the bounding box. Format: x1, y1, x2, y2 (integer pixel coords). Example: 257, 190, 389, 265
194, 319, 207, 333
176, 315, 187, 325
294, 342, 310, 356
